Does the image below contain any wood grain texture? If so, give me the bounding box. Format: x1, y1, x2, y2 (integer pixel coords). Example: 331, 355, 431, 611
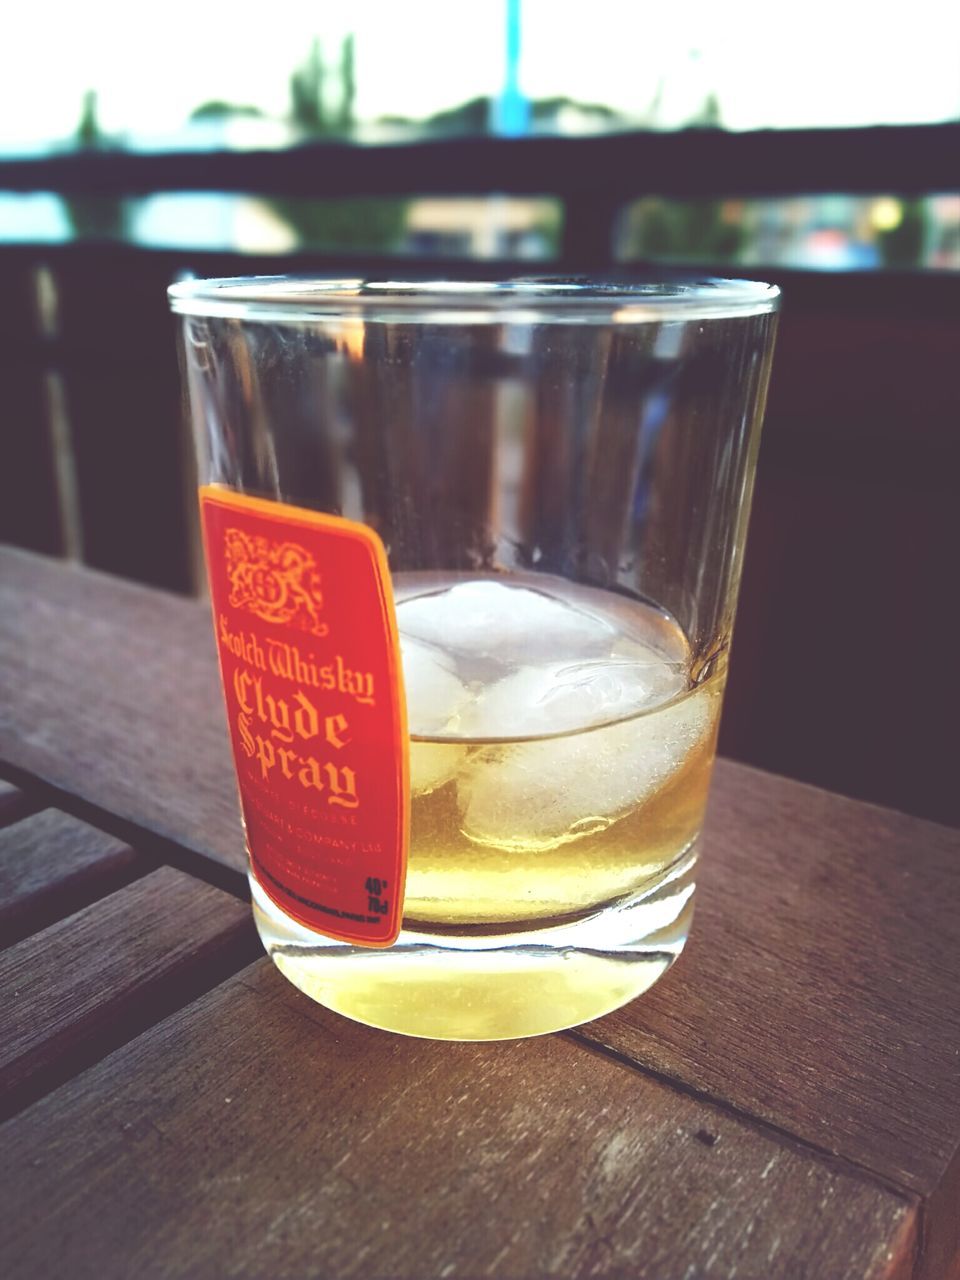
578, 765, 960, 1280
0, 865, 258, 1119
0, 959, 917, 1280
0, 545, 242, 873
2, 547, 957, 1276
0, 807, 144, 947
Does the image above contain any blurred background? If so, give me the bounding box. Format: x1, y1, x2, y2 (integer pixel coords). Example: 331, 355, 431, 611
1, 0, 957, 823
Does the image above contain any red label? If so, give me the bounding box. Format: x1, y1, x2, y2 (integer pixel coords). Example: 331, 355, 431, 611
199, 486, 408, 946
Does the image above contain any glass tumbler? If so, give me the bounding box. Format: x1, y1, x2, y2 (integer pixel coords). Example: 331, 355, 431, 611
170, 277, 779, 1041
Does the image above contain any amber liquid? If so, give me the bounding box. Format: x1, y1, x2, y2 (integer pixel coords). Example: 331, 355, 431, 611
406, 701, 718, 930
256, 574, 723, 1039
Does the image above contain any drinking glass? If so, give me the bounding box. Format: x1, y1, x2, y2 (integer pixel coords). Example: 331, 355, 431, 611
170, 276, 779, 1040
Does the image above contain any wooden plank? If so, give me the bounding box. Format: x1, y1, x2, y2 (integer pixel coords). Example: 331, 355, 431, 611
6, 244, 960, 316
0, 261, 64, 557
1, 550, 960, 1187
0, 122, 956, 198
55, 256, 193, 592
2, 547, 959, 1250
0, 807, 144, 947
0, 546, 242, 876
720, 304, 960, 827
576, 764, 960, 1279
0, 865, 257, 1119
0, 959, 917, 1280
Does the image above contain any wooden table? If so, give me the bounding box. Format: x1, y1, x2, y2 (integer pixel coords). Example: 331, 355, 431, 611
1, 545, 957, 1280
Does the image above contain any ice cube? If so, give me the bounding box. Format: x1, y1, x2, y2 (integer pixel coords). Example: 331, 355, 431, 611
400, 637, 472, 736
401, 638, 471, 793
457, 685, 714, 852
455, 646, 687, 739
409, 741, 466, 797
396, 579, 617, 668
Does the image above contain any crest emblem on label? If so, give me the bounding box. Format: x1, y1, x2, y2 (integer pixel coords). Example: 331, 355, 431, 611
200, 486, 409, 947
224, 529, 329, 635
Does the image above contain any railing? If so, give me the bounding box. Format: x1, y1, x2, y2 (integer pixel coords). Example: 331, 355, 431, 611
1, 122, 957, 264
1, 125, 957, 825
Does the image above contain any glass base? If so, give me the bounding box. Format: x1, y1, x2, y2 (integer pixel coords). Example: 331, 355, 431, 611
252, 848, 696, 1041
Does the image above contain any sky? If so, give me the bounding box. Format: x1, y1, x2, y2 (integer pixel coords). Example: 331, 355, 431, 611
1, 0, 958, 147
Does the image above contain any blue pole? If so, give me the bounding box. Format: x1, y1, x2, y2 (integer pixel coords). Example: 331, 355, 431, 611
492, 0, 529, 136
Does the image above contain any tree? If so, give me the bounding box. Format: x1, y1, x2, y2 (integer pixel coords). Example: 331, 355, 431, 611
422, 96, 491, 134
689, 92, 723, 129
338, 34, 356, 130
289, 35, 356, 136
191, 101, 264, 121
66, 91, 125, 240
76, 90, 101, 148
620, 197, 743, 264
879, 199, 927, 269
290, 38, 327, 133
266, 197, 409, 253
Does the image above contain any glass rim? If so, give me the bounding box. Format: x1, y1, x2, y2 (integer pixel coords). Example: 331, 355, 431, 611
167, 274, 781, 323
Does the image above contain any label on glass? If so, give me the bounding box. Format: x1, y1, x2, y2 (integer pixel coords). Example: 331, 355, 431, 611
199, 486, 408, 947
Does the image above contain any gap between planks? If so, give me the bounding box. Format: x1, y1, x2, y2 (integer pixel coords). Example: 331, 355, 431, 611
0, 765, 936, 1276
562, 1028, 940, 1280
0, 761, 248, 900
2, 763, 929, 1208
562, 1027, 919, 1205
